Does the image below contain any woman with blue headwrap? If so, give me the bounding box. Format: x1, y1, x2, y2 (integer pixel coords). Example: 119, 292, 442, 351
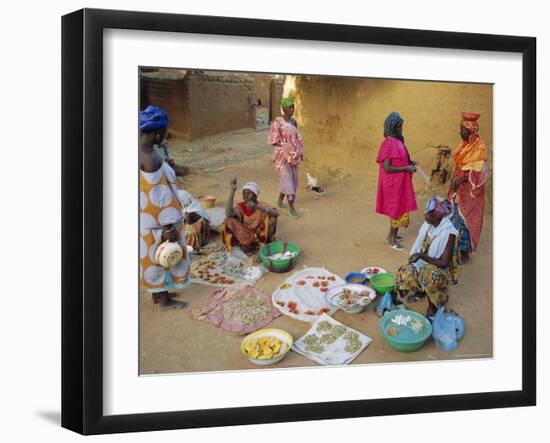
395, 197, 461, 316
376, 112, 418, 250
139, 105, 192, 310
140, 105, 188, 176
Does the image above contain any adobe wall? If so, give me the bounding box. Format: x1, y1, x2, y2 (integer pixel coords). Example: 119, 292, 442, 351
288, 76, 493, 201
140, 71, 192, 140
186, 71, 256, 138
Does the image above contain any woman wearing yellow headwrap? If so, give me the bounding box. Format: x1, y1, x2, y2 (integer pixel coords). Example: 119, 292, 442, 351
268, 96, 304, 218
448, 112, 488, 261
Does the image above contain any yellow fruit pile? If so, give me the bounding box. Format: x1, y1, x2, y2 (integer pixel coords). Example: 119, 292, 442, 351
244, 336, 286, 359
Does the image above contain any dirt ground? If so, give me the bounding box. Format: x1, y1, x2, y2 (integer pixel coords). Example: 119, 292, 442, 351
139, 128, 493, 375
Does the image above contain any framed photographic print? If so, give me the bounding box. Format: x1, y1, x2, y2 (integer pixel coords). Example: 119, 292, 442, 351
61, 8, 536, 435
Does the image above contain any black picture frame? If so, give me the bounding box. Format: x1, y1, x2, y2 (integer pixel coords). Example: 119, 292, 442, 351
61, 8, 536, 435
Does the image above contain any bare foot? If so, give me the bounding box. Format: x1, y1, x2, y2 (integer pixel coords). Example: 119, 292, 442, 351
289, 208, 301, 219
386, 236, 403, 243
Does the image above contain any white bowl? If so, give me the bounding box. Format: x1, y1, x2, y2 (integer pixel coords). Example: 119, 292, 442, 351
360, 266, 387, 279
240, 328, 293, 366
325, 284, 377, 314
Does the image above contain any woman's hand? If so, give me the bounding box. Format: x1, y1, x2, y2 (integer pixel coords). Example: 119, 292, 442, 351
245, 200, 257, 210
230, 177, 237, 191
409, 253, 422, 264
263, 207, 279, 217
161, 225, 178, 243
406, 165, 417, 173
451, 176, 468, 191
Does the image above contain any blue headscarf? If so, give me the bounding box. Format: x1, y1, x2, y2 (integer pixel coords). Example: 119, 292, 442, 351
140, 105, 169, 132
425, 196, 452, 216
383, 112, 404, 142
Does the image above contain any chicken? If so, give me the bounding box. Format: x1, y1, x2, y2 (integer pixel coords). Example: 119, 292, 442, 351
306, 172, 318, 188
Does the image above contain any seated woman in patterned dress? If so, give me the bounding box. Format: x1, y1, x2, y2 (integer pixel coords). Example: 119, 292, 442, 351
396, 197, 461, 316
221, 178, 278, 252
177, 189, 211, 250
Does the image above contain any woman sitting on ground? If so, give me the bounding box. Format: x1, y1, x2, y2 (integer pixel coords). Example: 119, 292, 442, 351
221, 178, 278, 252
177, 189, 211, 250
396, 197, 461, 316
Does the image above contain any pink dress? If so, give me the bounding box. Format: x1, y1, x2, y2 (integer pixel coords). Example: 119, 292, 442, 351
376, 137, 417, 219
268, 117, 304, 196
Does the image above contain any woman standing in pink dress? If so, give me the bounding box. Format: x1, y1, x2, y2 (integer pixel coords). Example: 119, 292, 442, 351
268, 96, 304, 218
376, 112, 418, 250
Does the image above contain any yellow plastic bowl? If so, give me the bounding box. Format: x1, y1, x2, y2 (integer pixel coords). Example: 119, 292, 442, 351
240, 328, 293, 366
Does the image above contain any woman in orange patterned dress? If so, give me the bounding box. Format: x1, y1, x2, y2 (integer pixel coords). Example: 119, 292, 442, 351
139, 106, 190, 309
221, 178, 278, 252
448, 112, 489, 262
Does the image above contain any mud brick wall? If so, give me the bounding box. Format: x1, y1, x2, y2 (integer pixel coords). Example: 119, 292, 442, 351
140, 75, 192, 140
186, 71, 256, 138
141, 70, 283, 140
270, 78, 284, 122
253, 75, 271, 107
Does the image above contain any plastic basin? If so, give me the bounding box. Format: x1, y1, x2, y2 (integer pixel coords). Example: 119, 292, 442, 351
370, 272, 396, 294
379, 310, 432, 352
344, 272, 368, 285
259, 241, 300, 273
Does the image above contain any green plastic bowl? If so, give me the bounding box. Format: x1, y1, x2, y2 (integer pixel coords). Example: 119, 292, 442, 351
259, 241, 300, 273
370, 272, 396, 294
379, 310, 432, 352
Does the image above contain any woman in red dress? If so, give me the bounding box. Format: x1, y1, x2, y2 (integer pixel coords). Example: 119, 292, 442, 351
448, 112, 488, 262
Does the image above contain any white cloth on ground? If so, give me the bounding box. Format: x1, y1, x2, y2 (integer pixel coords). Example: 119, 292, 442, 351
271, 267, 345, 323
292, 314, 372, 365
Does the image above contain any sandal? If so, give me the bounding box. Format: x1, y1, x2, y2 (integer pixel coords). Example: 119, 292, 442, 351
160, 300, 188, 311
406, 294, 424, 303
387, 242, 404, 251
385, 236, 403, 243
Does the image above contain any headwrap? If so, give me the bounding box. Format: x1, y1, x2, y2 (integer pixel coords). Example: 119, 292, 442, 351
242, 182, 260, 197
383, 112, 404, 142
183, 200, 206, 216
140, 105, 169, 132
454, 112, 487, 172
425, 196, 452, 217
280, 96, 295, 110
424, 196, 438, 214
461, 112, 480, 138
177, 190, 211, 222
